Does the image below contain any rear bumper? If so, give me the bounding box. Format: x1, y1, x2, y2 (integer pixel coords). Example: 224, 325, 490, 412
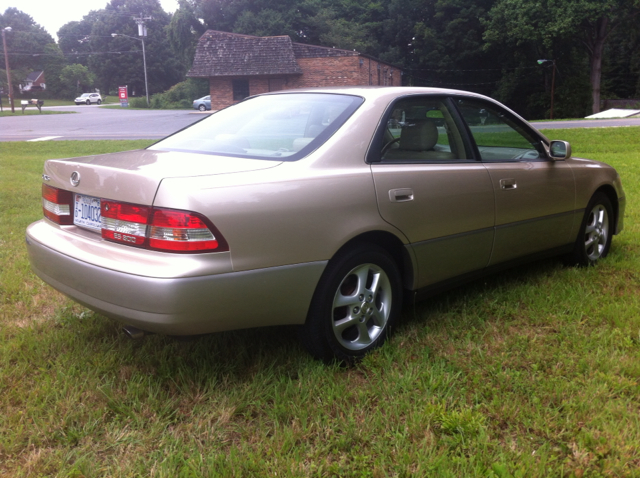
26, 221, 326, 335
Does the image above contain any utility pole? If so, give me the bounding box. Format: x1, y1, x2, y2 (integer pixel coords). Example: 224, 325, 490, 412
2, 27, 15, 113
133, 15, 151, 106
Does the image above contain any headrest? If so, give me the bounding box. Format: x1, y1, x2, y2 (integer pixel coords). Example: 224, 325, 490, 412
399, 120, 438, 151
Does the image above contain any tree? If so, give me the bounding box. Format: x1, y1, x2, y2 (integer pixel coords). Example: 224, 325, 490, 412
0, 8, 57, 98
484, 0, 640, 114
57, 0, 183, 96
168, 0, 206, 73
59, 63, 94, 96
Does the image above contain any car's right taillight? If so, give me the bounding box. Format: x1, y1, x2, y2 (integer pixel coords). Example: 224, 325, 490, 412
42, 184, 73, 225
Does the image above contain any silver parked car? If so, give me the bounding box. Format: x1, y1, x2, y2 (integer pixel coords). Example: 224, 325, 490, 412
192, 95, 211, 111
27, 87, 625, 362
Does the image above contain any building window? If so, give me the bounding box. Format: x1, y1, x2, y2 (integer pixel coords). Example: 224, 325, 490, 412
233, 80, 250, 101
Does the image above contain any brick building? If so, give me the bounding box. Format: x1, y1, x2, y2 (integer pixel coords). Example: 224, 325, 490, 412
187, 30, 402, 110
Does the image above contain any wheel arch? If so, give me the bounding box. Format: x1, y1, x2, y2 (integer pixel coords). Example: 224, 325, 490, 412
332, 231, 414, 291
594, 184, 620, 234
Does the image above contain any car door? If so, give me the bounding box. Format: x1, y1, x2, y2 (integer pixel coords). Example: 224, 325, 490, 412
369, 96, 495, 289
453, 97, 576, 265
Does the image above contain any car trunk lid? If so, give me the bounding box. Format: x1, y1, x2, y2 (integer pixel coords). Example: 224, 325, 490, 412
43, 149, 282, 205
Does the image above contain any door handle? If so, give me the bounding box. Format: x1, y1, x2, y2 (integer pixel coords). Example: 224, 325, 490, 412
389, 188, 414, 202
499, 178, 517, 190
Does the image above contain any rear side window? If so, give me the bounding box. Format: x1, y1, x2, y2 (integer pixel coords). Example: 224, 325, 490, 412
373, 96, 472, 163
150, 93, 364, 161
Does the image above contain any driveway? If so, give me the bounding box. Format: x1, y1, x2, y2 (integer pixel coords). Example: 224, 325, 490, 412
0, 104, 207, 142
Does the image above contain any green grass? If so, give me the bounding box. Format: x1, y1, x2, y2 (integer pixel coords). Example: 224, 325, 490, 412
0, 110, 75, 117
1, 129, 640, 476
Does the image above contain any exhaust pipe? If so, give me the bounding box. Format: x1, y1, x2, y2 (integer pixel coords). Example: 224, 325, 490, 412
122, 325, 145, 340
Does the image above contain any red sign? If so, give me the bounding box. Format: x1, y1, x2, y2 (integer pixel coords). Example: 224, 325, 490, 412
118, 86, 129, 107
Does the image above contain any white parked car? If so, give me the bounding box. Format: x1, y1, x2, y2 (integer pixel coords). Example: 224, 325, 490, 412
75, 93, 102, 105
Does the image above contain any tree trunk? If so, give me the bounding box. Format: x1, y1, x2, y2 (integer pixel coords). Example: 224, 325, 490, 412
589, 16, 609, 115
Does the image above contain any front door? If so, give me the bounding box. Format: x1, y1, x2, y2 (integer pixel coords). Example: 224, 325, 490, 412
454, 97, 576, 265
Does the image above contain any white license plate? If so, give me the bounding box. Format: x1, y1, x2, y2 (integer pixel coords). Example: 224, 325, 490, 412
74, 194, 102, 231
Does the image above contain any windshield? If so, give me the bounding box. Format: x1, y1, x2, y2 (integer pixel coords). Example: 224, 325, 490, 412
149, 93, 364, 161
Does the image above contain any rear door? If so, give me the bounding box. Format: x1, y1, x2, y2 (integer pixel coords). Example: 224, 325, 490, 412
369, 96, 495, 289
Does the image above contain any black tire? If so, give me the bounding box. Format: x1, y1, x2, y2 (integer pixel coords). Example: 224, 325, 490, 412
97, 99, 102, 105
566, 192, 613, 266
86, 100, 91, 105
300, 244, 402, 363
198, 104, 206, 111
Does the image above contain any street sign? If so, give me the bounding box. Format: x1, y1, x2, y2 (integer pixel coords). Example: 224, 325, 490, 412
118, 85, 129, 107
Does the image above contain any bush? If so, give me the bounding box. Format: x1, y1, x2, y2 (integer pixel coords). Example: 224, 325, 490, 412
149, 78, 209, 109
129, 97, 149, 108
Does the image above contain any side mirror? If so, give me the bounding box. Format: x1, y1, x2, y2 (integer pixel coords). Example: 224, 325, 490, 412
549, 140, 571, 160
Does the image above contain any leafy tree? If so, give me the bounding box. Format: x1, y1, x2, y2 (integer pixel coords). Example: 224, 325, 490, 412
39, 44, 68, 97
484, 0, 640, 114
168, 0, 206, 73
0, 8, 57, 98
59, 63, 95, 97
57, 0, 183, 96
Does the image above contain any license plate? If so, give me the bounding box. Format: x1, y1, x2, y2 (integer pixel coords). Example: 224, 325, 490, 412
74, 194, 102, 231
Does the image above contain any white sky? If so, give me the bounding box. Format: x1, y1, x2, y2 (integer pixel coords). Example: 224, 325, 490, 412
0, 0, 179, 40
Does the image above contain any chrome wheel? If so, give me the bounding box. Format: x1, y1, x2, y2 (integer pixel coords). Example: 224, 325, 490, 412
584, 203, 610, 262
300, 244, 402, 362
331, 263, 392, 351
567, 192, 614, 267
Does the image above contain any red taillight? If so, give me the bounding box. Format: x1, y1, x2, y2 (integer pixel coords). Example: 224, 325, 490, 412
100, 201, 227, 253
42, 184, 73, 225
100, 200, 150, 247
148, 209, 221, 252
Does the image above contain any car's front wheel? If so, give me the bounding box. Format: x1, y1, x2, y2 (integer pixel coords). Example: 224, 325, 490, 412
198, 104, 206, 111
567, 192, 613, 266
300, 244, 402, 363
86, 100, 91, 105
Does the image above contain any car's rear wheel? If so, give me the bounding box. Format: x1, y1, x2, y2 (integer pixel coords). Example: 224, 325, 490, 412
97, 99, 102, 105
198, 104, 206, 111
300, 244, 402, 363
567, 192, 613, 266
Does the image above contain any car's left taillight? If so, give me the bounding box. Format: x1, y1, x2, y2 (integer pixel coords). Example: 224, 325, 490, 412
42, 184, 73, 225
100, 200, 228, 253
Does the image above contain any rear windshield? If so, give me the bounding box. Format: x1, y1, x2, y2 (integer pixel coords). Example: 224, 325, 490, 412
149, 93, 364, 161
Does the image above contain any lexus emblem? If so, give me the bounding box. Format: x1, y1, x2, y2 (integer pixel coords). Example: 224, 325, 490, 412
70, 171, 81, 187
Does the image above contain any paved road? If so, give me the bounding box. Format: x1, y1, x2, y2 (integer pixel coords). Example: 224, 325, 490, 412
535, 117, 640, 130
0, 104, 208, 142
1, 104, 639, 142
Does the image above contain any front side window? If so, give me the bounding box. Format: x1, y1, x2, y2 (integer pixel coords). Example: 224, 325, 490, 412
149, 93, 364, 161
378, 96, 470, 162
455, 99, 546, 161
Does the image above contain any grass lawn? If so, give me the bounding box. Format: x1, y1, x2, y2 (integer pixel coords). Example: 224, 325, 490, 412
1, 129, 639, 476
0, 110, 75, 117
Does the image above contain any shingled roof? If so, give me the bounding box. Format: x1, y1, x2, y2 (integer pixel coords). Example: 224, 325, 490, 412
188, 31, 303, 77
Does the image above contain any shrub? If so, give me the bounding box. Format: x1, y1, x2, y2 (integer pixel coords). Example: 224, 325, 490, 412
129, 97, 149, 108
149, 78, 209, 109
